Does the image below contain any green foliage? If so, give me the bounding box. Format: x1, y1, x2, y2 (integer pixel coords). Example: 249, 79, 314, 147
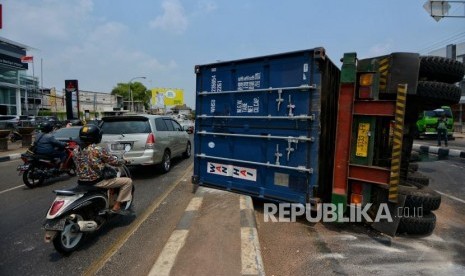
112, 81, 151, 109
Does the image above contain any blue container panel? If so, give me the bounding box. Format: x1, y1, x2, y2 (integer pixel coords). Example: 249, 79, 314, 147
198, 135, 313, 169
197, 158, 309, 204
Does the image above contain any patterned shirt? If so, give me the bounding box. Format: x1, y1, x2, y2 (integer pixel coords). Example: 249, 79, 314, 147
73, 144, 119, 182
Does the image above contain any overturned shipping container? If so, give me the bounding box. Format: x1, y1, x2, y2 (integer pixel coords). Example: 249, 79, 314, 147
192, 48, 340, 204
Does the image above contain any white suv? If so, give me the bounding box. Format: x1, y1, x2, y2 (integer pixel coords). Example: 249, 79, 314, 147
100, 115, 191, 172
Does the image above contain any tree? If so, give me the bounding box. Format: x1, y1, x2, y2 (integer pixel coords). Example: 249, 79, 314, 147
111, 82, 151, 110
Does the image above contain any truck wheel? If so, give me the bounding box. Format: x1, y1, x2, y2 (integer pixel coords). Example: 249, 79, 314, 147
419, 56, 465, 84
413, 81, 461, 109
406, 171, 429, 187
398, 185, 441, 212
410, 151, 420, 162
408, 163, 419, 172
397, 212, 436, 236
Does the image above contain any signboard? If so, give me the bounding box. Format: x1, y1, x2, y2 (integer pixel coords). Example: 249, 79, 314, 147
151, 88, 184, 108
65, 80, 79, 120
0, 53, 28, 70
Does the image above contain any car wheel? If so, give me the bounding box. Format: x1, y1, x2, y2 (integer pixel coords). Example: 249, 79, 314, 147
160, 150, 171, 173
183, 142, 191, 159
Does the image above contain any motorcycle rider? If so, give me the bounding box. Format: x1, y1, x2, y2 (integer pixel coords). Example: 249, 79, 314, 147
34, 122, 67, 170
74, 124, 133, 215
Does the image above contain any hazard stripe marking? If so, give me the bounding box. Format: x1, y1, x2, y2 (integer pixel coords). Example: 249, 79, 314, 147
389, 84, 407, 203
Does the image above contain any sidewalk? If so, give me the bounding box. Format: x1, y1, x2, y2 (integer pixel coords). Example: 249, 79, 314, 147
0, 140, 29, 162
148, 187, 264, 276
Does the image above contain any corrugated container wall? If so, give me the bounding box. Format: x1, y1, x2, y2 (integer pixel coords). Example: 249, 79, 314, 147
193, 48, 340, 204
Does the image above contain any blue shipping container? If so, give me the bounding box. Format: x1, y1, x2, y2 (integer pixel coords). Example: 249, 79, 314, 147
193, 48, 341, 204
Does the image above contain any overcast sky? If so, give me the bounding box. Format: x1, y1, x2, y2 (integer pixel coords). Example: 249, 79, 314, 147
1, 0, 464, 108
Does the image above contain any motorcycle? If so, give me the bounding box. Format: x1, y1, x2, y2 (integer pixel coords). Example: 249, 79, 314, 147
17, 140, 78, 188
43, 163, 134, 255
10, 129, 22, 142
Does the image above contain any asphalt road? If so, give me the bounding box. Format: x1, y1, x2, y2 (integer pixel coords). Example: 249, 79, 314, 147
255, 156, 465, 276
0, 153, 194, 276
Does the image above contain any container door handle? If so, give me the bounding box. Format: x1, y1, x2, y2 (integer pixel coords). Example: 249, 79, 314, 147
276, 89, 284, 111
274, 144, 283, 165
286, 139, 297, 161
287, 95, 295, 117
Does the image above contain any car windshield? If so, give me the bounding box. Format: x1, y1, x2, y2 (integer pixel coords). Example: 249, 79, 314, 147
54, 127, 80, 140
101, 120, 151, 134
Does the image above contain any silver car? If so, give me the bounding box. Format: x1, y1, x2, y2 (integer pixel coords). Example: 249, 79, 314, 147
100, 115, 191, 172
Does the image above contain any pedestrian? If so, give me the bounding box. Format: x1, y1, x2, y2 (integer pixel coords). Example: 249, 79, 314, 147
437, 114, 448, 147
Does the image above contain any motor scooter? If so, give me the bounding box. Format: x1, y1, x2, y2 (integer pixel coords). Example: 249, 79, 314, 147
43, 151, 134, 255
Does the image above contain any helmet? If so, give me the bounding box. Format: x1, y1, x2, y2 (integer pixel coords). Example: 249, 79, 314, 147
41, 122, 53, 133
79, 125, 102, 144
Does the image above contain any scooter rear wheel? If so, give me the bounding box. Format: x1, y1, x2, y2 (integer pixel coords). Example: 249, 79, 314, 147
53, 214, 85, 255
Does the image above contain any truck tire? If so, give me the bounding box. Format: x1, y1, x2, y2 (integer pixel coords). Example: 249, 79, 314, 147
410, 151, 420, 162
419, 56, 465, 84
397, 212, 436, 236
408, 163, 419, 172
406, 171, 429, 187
398, 185, 441, 212
414, 81, 461, 108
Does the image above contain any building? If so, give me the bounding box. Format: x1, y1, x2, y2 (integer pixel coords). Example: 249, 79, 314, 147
0, 36, 40, 116
428, 42, 465, 130
77, 90, 121, 118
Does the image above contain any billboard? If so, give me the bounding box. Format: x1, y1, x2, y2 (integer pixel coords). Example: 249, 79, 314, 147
151, 88, 184, 108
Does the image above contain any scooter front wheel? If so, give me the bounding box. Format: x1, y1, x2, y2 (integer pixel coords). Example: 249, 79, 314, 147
23, 166, 44, 188
53, 214, 85, 255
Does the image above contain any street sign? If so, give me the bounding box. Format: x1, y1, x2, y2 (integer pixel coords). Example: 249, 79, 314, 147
65, 79, 78, 92
423, 0, 451, 21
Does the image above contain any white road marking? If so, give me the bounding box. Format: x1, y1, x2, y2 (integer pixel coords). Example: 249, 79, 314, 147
0, 184, 25, 195
148, 230, 189, 276
318, 253, 346, 259
351, 243, 405, 253
185, 196, 202, 211
148, 191, 204, 276
435, 191, 465, 204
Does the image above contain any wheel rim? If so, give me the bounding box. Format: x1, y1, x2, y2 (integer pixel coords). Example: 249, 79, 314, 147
164, 152, 171, 171
27, 168, 40, 186
60, 215, 83, 249
186, 143, 191, 157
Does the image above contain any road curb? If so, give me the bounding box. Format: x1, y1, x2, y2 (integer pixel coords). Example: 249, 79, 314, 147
412, 143, 465, 158
240, 195, 265, 276
0, 153, 21, 162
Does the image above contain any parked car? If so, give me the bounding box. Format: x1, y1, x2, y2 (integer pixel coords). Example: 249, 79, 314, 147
36, 116, 63, 129
100, 115, 191, 172
53, 126, 82, 145
0, 115, 20, 129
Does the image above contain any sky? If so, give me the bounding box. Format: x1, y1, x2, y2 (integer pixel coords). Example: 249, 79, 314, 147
1, 0, 464, 109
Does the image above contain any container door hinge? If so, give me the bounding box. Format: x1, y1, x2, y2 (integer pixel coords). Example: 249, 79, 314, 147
287, 95, 295, 117
276, 89, 284, 111
274, 144, 283, 165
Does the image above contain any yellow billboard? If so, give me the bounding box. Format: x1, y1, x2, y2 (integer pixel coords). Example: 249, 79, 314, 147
151, 88, 184, 108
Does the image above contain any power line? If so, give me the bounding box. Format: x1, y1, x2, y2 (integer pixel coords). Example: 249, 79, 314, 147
418, 30, 465, 54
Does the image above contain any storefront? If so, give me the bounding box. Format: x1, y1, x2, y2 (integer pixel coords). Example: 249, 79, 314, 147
0, 36, 37, 116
